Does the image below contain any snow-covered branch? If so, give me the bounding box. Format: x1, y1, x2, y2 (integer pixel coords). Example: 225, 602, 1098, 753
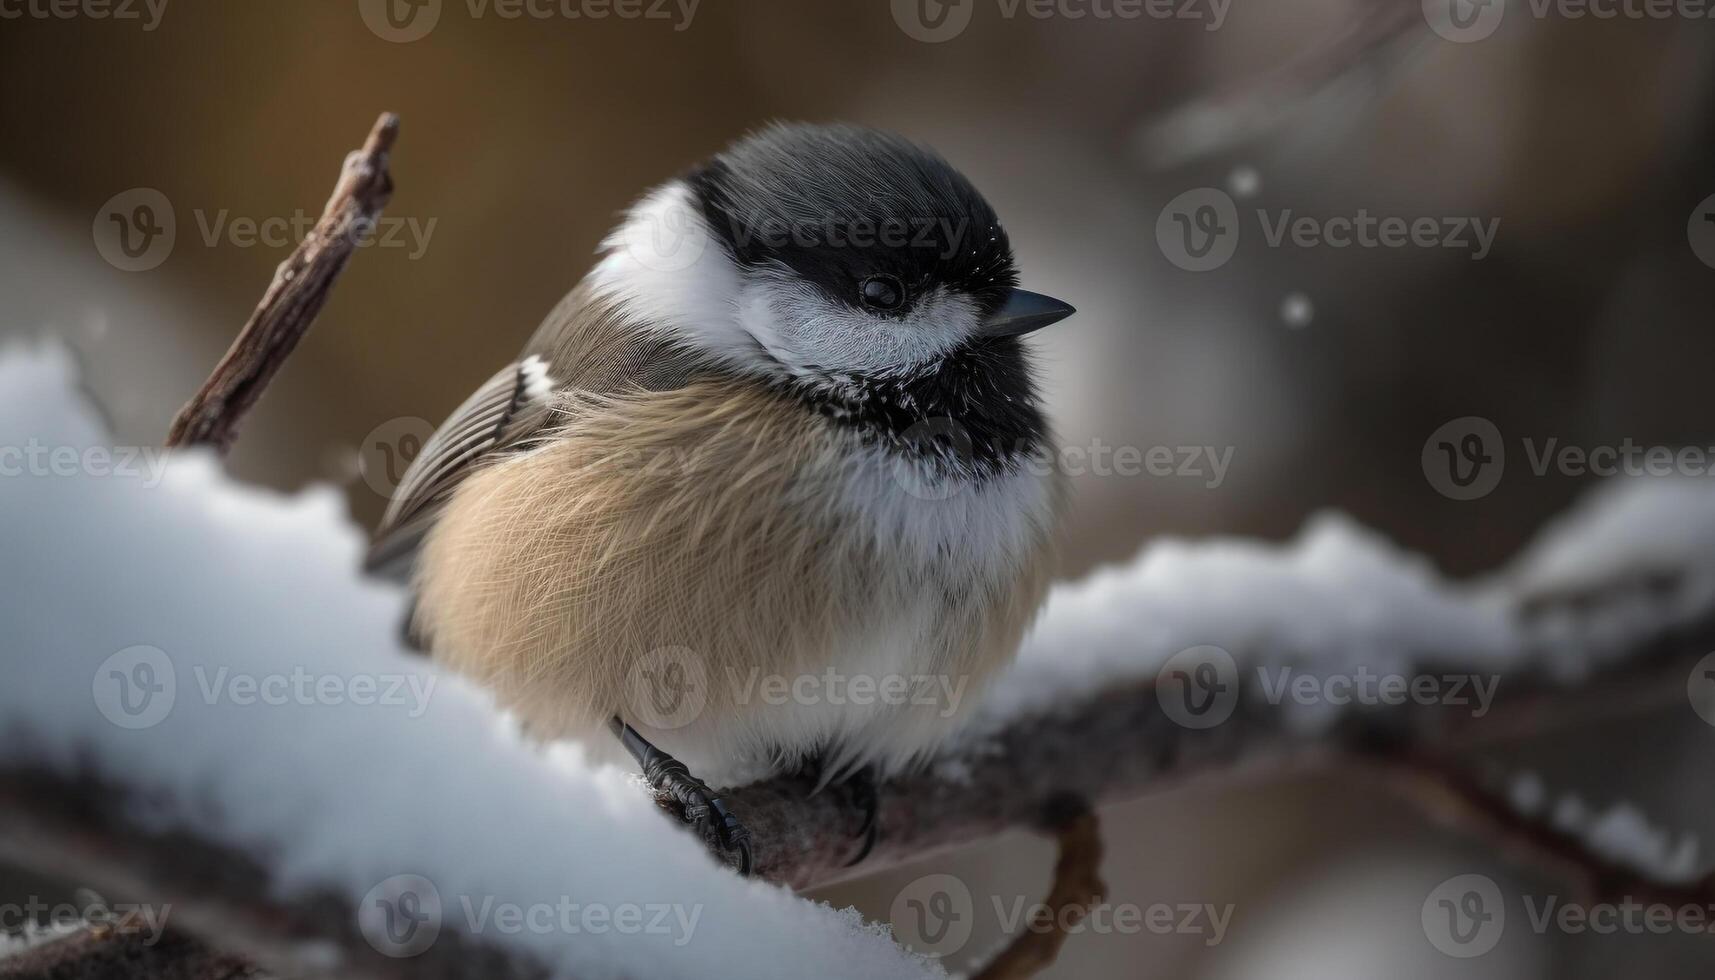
4, 338, 1714, 977
733, 479, 1715, 887
0, 344, 940, 980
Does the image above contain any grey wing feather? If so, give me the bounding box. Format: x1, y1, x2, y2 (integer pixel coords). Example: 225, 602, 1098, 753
364, 356, 555, 576
363, 284, 710, 579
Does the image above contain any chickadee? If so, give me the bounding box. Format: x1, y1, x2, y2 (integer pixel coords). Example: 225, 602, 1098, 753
368, 122, 1075, 873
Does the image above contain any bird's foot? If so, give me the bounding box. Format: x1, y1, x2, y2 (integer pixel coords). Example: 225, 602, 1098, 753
611, 719, 753, 876
839, 765, 881, 868
800, 757, 882, 868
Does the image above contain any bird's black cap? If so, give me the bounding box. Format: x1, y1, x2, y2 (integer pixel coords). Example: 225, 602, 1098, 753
685, 123, 1020, 319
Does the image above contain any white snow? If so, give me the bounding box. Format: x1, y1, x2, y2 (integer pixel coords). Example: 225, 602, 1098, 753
0, 920, 87, 962
0, 341, 939, 980
974, 471, 1715, 733
977, 514, 1521, 730
1577, 801, 1702, 884
1509, 772, 1702, 883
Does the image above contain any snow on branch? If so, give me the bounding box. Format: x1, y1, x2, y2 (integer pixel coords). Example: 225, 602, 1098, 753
734, 478, 1715, 887
3, 340, 1714, 977
0, 343, 940, 980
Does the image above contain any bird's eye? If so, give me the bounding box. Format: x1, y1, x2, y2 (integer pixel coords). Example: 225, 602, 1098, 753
859, 274, 906, 313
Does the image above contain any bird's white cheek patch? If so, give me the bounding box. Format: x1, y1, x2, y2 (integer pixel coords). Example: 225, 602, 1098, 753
586, 182, 753, 363
736, 279, 981, 380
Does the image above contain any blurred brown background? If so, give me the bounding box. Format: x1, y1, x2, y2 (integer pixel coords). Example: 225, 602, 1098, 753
4, 1, 1714, 976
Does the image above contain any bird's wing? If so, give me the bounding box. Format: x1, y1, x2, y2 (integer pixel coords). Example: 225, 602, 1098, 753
364, 285, 705, 577
364, 355, 557, 575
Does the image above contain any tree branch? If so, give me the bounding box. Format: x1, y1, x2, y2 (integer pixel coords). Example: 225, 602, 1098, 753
5, 578, 1709, 979
1375, 750, 1715, 911
729, 594, 1715, 889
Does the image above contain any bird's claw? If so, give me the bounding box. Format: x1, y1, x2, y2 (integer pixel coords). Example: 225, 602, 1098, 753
642, 750, 754, 876
839, 765, 881, 869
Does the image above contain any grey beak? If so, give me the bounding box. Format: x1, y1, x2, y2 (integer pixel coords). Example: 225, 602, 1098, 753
980, 289, 1076, 338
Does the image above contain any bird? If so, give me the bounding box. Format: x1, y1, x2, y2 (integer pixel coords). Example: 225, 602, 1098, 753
366, 122, 1075, 875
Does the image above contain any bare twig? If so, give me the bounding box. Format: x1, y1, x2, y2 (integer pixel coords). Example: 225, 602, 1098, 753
973, 798, 1106, 980
164, 112, 398, 451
